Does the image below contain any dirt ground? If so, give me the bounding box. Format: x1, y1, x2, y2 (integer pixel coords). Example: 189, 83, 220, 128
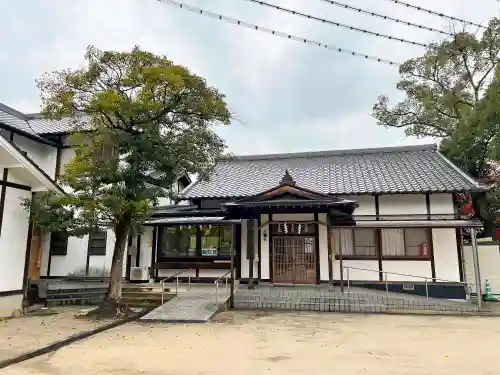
0, 306, 113, 363
2, 310, 500, 375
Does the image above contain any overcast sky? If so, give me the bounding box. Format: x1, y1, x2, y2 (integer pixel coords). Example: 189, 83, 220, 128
1, 0, 498, 155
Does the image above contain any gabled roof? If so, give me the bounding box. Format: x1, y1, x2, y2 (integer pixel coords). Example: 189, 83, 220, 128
182, 144, 489, 198
0, 135, 63, 193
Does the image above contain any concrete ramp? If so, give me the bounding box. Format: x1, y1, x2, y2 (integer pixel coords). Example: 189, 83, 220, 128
140, 288, 230, 323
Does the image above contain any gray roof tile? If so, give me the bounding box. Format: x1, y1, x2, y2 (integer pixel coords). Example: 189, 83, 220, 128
28, 114, 91, 134
182, 145, 487, 198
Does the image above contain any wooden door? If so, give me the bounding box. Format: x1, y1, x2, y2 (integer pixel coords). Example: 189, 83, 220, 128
272, 236, 316, 284
28, 226, 43, 280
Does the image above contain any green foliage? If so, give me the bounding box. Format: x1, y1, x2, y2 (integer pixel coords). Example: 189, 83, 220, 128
28, 45, 231, 236
372, 19, 500, 233
373, 18, 500, 138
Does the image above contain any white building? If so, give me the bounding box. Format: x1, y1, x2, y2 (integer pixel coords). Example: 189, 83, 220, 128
0, 104, 190, 317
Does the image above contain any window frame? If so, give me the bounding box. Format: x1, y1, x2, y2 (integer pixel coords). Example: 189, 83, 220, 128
50, 231, 69, 256
381, 228, 432, 260
333, 228, 378, 259
88, 230, 107, 256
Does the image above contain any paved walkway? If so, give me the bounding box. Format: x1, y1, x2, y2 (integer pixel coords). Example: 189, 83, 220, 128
140, 287, 231, 323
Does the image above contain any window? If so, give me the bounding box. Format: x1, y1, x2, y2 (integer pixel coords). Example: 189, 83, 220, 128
160, 226, 197, 257
50, 232, 69, 256
381, 228, 430, 258
88, 231, 107, 256
331, 228, 377, 257
200, 224, 233, 257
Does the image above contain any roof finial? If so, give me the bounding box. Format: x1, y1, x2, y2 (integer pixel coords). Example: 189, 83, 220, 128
280, 170, 296, 186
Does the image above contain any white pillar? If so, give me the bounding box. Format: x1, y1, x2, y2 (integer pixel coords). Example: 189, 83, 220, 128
470, 229, 482, 308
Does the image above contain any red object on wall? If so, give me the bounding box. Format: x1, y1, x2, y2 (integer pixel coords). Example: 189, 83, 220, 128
419, 242, 429, 257
459, 199, 475, 216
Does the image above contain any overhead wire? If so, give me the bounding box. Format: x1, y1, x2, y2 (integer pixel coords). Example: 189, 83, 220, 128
156, 0, 401, 66
244, 0, 429, 47
315, 0, 453, 36
379, 0, 485, 29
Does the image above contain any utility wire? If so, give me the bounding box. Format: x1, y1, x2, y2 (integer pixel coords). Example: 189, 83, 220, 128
244, 0, 428, 47
156, 0, 401, 66
380, 0, 485, 29
316, 0, 452, 36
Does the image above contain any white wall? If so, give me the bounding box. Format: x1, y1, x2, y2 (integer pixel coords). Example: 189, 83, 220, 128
432, 229, 460, 282
318, 213, 329, 281
382, 261, 433, 281
379, 194, 427, 216
464, 242, 500, 295
260, 214, 270, 280
334, 260, 380, 281
240, 219, 258, 279
0, 187, 31, 291
345, 195, 376, 217
429, 194, 454, 216
13, 134, 58, 179
0, 294, 23, 317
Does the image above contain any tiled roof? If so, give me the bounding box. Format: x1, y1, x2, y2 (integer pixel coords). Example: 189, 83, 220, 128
28, 114, 91, 134
182, 145, 488, 198
0, 104, 38, 135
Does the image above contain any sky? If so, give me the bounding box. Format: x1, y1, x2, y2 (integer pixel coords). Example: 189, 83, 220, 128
0, 0, 498, 155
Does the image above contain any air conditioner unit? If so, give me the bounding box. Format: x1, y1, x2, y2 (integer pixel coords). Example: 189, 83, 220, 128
130, 266, 149, 282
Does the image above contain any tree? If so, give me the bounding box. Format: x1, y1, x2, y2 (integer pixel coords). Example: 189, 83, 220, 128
372, 18, 500, 235
26, 46, 231, 314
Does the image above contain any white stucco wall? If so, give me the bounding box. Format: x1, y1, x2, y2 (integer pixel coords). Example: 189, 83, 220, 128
379, 194, 427, 216
13, 134, 58, 180
0, 187, 31, 292
464, 242, 500, 295
318, 213, 329, 281
381, 261, 433, 281
240, 219, 258, 279
345, 195, 376, 217
334, 260, 380, 281
260, 214, 270, 280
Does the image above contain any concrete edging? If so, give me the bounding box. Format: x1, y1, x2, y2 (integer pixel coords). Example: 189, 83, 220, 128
0, 309, 151, 370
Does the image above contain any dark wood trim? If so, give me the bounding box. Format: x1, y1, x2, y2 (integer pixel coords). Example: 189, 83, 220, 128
455, 229, 464, 282
135, 234, 141, 267
314, 213, 320, 284
375, 195, 383, 281
257, 216, 262, 280
151, 227, 157, 279
85, 234, 91, 276
327, 215, 333, 285
425, 194, 436, 280
0, 167, 9, 239
428, 228, 436, 280
54, 147, 62, 181
22, 193, 35, 294
0, 180, 31, 191
268, 214, 273, 282
425, 194, 431, 220
380, 256, 432, 261
125, 255, 132, 281
0, 289, 23, 297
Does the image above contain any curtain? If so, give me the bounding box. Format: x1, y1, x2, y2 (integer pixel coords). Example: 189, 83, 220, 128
331, 229, 354, 256
381, 229, 405, 256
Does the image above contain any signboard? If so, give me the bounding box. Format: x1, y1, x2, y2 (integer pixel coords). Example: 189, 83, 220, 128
202, 248, 218, 256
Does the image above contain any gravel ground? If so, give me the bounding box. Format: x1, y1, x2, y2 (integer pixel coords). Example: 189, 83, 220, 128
2, 310, 500, 375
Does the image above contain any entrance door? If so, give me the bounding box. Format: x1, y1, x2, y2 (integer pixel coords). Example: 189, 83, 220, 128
272, 236, 316, 284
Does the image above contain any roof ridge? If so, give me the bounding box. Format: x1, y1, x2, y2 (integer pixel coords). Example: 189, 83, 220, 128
225, 143, 437, 161
0, 103, 30, 121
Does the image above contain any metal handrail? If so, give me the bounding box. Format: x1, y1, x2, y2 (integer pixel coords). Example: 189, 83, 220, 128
343, 266, 472, 305
160, 269, 192, 305
214, 270, 231, 306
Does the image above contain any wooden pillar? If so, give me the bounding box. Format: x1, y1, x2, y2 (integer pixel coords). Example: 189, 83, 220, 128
339, 228, 344, 294
327, 217, 333, 288
230, 223, 236, 308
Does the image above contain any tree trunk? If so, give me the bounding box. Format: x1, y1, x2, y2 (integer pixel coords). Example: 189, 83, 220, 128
107, 211, 133, 304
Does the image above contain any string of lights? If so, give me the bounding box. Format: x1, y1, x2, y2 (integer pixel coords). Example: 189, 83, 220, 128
316, 0, 452, 36
156, 0, 401, 66
244, 0, 428, 47
379, 0, 485, 29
